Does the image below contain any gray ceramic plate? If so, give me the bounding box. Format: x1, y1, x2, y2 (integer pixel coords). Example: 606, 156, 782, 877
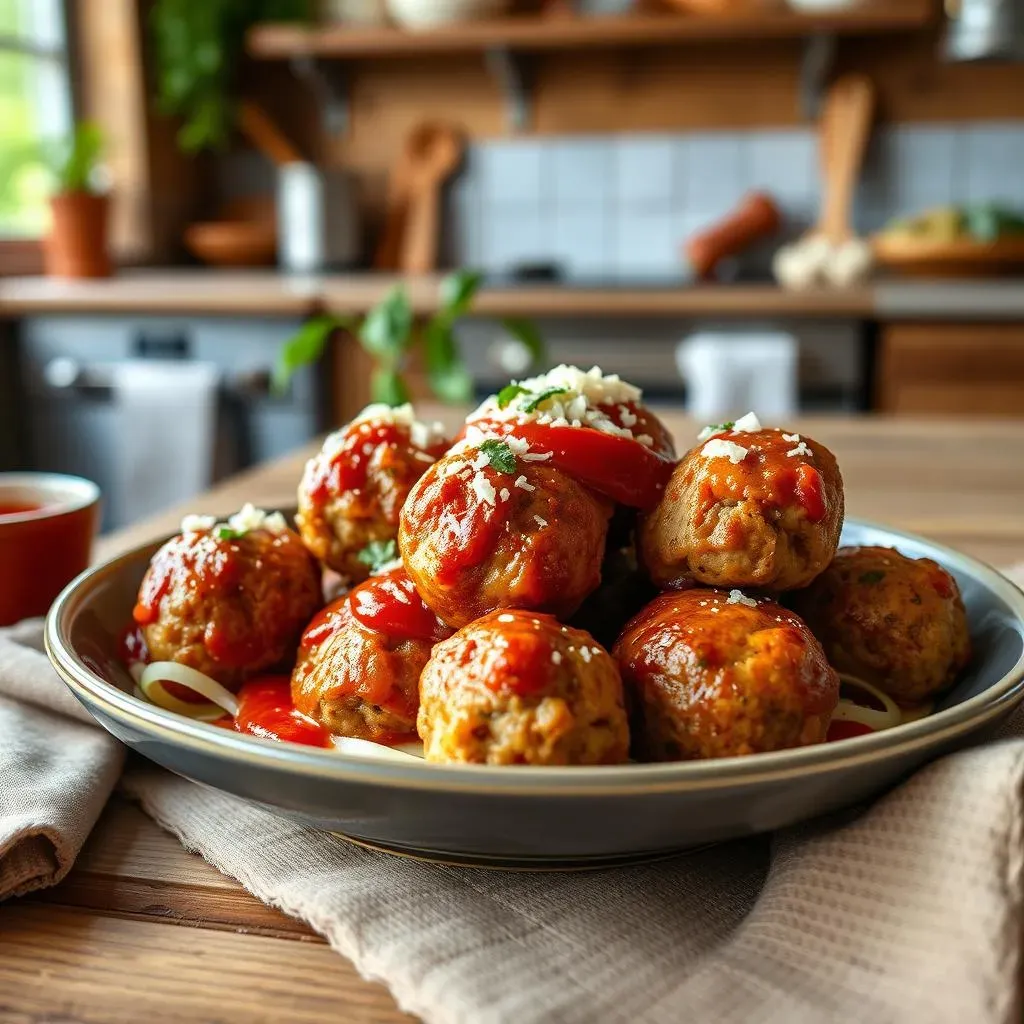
46, 519, 1024, 868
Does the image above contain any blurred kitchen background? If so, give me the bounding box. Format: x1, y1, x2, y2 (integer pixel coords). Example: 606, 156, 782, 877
2, 0, 1024, 529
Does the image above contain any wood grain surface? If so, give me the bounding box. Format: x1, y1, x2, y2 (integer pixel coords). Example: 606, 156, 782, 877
7, 408, 1024, 1024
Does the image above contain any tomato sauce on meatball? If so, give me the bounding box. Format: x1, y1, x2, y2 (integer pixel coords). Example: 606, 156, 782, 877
788, 546, 971, 705
418, 610, 630, 765
399, 439, 613, 628
291, 567, 451, 743
639, 417, 844, 592
296, 404, 449, 581
133, 509, 322, 687
614, 588, 839, 760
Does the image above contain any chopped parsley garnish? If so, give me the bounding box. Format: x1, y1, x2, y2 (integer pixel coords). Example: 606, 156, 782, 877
858, 570, 886, 585
215, 526, 245, 541
707, 421, 734, 434
356, 538, 398, 572
479, 438, 517, 474
496, 383, 529, 409
522, 386, 569, 413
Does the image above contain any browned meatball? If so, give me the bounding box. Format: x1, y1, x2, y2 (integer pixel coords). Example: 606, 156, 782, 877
418, 610, 630, 765
788, 546, 971, 705
296, 405, 449, 581
291, 568, 451, 742
639, 421, 844, 592
399, 440, 613, 628
133, 510, 322, 687
614, 588, 839, 760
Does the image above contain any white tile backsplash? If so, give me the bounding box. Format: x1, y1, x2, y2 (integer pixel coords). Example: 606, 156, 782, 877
448, 121, 1024, 277
550, 137, 614, 207
614, 135, 676, 209
552, 206, 613, 278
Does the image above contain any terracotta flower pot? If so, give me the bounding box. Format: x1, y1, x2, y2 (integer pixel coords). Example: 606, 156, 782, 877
45, 191, 112, 279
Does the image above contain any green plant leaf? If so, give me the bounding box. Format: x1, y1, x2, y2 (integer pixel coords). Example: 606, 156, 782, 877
497, 384, 529, 409
356, 538, 398, 572
500, 318, 545, 367
360, 286, 413, 358
522, 386, 569, 413
60, 122, 105, 192
421, 318, 470, 403
215, 526, 244, 541
439, 269, 484, 319
371, 367, 412, 407
479, 439, 517, 475
272, 315, 343, 396
429, 364, 474, 404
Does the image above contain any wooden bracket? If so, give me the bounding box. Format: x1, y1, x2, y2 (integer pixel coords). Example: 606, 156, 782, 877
799, 34, 837, 121
485, 47, 532, 132
289, 55, 349, 136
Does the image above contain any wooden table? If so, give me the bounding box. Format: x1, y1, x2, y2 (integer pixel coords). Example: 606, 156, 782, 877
4, 411, 1024, 1023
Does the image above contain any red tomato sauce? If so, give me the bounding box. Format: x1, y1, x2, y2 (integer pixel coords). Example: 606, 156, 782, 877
305, 421, 447, 504
231, 675, 332, 747
827, 719, 875, 742
132, 533, 242, 627
695, 429, 827, 524
459, 419, 674, 510
348, 568, 451, 643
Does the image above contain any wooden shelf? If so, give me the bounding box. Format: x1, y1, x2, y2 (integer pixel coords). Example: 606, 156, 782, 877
247, 4, 932, 59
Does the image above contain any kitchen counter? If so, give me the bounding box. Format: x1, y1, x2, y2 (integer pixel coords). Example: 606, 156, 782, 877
7, 410, 1024, 1024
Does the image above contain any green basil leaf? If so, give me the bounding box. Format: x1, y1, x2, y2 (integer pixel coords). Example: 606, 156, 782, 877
479, 438, 517, 475
500, 318, 545, 367
360, 285, 413, 357
522, 386, 569, 413
496, 384, 529, 409
858, 570, 886, 585
424, 318, 473, 404
272, 315, 343, 396
356, 538, 398, 572
439, 269, 484, 319
371, 366, 411, 407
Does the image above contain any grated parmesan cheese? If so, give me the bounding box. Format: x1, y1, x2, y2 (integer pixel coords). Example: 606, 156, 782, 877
227, 503, 288, 535
579, 646, 592, 663
499, 487, 510, 502
181, 514, 216, 534
550, 650, 562, 665
534, 515, 548, 529
514, 475, 535, 492
498, 613, 515, 622
467, 364, 656, 448
782, 432, 800, 443
786, 442, 813, 458
726, 589, 759, 608
701, 439, 749, 464
470, 471, 497, 506
732, 412, 762, 433
371, 557, 404, 576
522, 450, 552, 462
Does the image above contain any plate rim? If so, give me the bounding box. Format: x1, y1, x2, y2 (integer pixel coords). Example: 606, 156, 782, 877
45, 517, 1024, 799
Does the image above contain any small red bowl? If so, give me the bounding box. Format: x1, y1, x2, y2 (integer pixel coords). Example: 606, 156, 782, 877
0, 473, 101, 626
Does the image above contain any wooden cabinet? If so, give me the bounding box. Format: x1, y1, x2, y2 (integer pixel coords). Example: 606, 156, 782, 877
876, 323, 1024, 416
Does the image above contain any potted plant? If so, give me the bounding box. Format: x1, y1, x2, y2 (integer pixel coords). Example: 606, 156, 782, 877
274, 270, 544, 407
150, 0, 310, 153
43, 121, 110, 279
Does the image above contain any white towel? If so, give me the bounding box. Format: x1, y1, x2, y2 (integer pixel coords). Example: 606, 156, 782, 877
110, 361, 219, 526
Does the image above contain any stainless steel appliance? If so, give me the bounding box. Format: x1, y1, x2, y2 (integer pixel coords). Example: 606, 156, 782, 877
19, 316, 325, 530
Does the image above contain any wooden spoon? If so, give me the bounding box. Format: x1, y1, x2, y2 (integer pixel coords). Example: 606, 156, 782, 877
238, 100, 305, 166
400, 122, 464, 275
820, 74, 874, 246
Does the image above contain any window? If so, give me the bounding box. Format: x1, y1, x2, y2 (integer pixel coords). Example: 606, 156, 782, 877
0, 0, 73, 239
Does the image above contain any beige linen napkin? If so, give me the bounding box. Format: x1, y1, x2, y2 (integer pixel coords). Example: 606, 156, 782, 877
3, 568, 1024, 1023
0, 620, 124, 899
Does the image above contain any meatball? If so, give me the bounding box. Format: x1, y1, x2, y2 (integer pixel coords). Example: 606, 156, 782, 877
291, 569, 451, 742
788, 546, 971, 704
418, 610, 630, 765
639, 419, 844, 592
133, 508, 322, 687
614, 588, 839, 760
296, 404, 448, 581
399, 440, 613, 628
